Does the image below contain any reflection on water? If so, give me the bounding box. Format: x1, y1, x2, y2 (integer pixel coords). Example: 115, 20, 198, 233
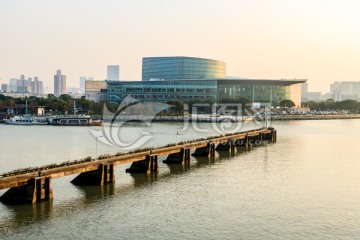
74, 184, 116, 202
0, 201, 53, 236
1, 120, 360, 239
130, 173, 158, 188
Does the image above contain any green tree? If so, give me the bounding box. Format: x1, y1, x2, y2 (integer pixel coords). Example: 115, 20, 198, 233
279, 99, 295, 108
337, 100, 358, 113
167, 99, 184, 115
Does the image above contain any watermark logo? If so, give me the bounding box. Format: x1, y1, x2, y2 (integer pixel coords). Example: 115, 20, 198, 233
91, 96, 271, 151
90, 95, 172, 151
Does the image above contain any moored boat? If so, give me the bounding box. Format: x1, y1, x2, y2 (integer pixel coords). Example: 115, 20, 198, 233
3, 116, 48, 125
48, 115, 102, 126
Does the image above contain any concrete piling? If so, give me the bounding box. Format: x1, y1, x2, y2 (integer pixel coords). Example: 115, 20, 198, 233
192, 143, 216, 157
71, 163, 115, 186
126, 155, 159, 174
0, 176, 53, 204
164, 148, 191, 165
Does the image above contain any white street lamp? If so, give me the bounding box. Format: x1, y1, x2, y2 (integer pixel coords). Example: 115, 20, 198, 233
95, 136, 101, 160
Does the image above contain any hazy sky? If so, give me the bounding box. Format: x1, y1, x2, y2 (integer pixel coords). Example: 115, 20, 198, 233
1, 0, 360, 93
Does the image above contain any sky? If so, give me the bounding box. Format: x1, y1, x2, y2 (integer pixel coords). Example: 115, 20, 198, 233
1, 0, 360, 93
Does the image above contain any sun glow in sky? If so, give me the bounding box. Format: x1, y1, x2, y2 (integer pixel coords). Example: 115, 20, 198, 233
1, 0, 360, 93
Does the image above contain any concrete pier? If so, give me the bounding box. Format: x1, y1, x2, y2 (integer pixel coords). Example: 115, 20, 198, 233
192, 143, 216, 157
215, 138, 236, 153
163, 148, 191, 165
0, 127, 276, 205
0, 177, 53, 204
126, 155, 159, 174
71, 163, 115, 186
235, 135, 250, 150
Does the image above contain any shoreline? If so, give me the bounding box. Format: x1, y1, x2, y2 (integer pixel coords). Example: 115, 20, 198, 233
151, 114, 360, 122
268, 114, 360, 121
1, 114, 360, 125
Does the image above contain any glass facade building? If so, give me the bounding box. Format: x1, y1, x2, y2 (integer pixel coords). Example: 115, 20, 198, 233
107, 56, 305, 107
142, 57, 226, 81
107, 79, 305, 107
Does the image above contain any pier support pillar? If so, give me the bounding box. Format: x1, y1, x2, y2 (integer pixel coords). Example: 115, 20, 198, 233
192, 143, 216, 157
149, 155, 159, 172
0, 176, 53, 204
235, 135, 251, 150
126, 155, 159, 174
272, 130, 277, 143
215, 139, 236, 153
248, 134, 262, 148
71, 163, 115, 186
260, 128, 276, 143
163, 148, 191, 165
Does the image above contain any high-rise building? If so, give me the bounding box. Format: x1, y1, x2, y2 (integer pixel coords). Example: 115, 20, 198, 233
32, 77, 38, 95
1, 84, 9, 92
31, 76, 44, 96
38, 80, 44, 95
54, 70, 67, 97
107, 65, 120, 81
80, 77, 87, 94
301, 82, 309, 102
80, 77, 94, 94
9, 78, 18, 92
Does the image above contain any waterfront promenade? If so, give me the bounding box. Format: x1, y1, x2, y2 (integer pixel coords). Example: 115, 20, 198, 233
114, 113, 360, 122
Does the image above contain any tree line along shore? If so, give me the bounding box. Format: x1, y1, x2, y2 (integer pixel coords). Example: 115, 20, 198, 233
1, 94, 360, 118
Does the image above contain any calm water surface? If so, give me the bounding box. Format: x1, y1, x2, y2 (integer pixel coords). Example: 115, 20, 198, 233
0, 120, 360, 239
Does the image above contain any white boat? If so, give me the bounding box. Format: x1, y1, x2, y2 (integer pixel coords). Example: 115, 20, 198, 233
4, 116, 48, 125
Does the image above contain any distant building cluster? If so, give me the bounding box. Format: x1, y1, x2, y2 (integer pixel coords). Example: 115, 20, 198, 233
1, 59, 308, 107
301, 82, 322, 102
301, 81, 360, 103
330, 81, 360, 101
1, 75, 44, 96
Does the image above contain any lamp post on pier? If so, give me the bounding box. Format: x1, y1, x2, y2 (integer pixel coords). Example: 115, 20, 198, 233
95, 136, 101, 160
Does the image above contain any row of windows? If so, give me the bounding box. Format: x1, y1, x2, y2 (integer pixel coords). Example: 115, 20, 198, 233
143, 62, 225, 69
143, 57, 225, 64
107, 81, 299, 105
217, 85, 291, 105
108, 82, 217, 89
142, 57, 226, 80
119, 88, 215, 93
109, 94, 215, 102
143, 67, 225, 73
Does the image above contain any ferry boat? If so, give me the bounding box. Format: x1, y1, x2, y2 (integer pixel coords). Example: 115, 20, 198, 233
48, 101, 102, 126
48, 115, 102, 126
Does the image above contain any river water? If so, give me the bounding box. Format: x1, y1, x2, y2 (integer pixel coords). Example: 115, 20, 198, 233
0, 119, 360, 239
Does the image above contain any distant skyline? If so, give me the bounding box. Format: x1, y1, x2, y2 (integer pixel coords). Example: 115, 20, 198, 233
1, 0, 360, 93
